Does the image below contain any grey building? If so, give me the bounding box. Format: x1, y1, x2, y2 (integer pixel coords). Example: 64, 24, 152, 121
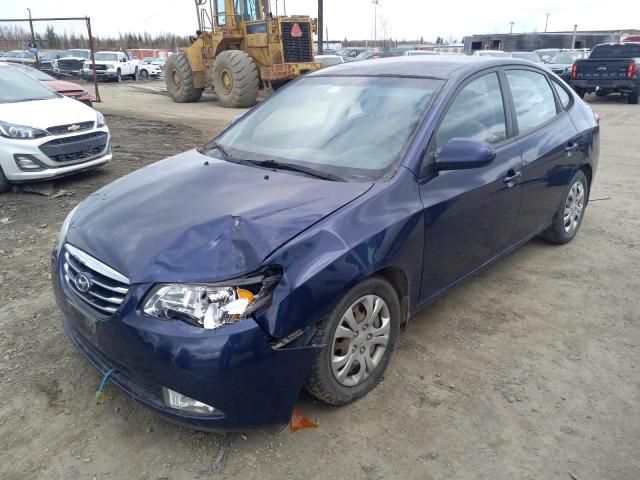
463, 29, 640, 53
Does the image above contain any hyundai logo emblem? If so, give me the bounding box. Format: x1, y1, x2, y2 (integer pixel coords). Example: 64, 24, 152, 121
75, 274, 91, 293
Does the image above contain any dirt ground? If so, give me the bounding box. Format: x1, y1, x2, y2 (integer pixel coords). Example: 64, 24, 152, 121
0, 84, 638, 480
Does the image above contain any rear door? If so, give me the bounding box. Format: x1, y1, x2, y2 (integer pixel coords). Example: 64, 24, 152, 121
418, 70, 524, 301
504, 68, 581, 239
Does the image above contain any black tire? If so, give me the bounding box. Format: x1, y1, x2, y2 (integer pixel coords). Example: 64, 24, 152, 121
305, 276, 401, 405
575, 88, 585, 99
0, 167, 11, 193
139, 69, 149, 80
540, 170, 589, 244
212, 50, 259, 108
628, 89, 639, 105
595, 89, 607, 97
116, 69, 122, 83
165, 52, 204, 103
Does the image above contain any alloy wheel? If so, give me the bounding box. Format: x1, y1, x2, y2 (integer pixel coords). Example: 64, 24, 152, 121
331, 295, 390, 387
564, 180, 585, 233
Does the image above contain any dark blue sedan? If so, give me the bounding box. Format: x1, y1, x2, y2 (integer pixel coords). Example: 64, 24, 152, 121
52, 56, 599, 430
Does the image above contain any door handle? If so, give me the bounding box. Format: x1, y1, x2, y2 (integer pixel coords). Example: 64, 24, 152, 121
503, 170, 522, 186
565, 143, 579, 154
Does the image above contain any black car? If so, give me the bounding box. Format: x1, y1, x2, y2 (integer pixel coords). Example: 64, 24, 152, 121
546, 51, 589, 82
570, 42, 640, 104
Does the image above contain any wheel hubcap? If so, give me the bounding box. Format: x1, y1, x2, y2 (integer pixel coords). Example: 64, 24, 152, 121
171, 69, 181, 88
563, 180, 585, 233
331, 295, 390, 387
221, 70, 233, 94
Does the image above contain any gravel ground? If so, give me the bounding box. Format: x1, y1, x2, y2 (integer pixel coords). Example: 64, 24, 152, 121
0, 86, 638, 480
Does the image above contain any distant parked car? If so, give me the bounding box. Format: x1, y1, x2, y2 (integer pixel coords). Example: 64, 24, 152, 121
546, 51, 589, 81
138, 62, 163, 79
7, 63, 92, 106
3, 50, 36, 65
472, 50, 510, 58
82, 51, 140, 82
38, 50, 66, 73
336, 47, 368, 62
142, 56, 158, 64
403, 50, 438, 56
150, 58, 166, 68
535, 48, 562, 63
53, 49, 91, 77
510, 51, 543, 63
0, 63, 111, 192
315, 54, 344, 67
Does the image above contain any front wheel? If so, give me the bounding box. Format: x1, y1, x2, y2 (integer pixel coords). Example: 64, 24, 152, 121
116, 69, 122, 83
540, 170, 589, 244
305, 277, 400, 405
212, 50, 259, 108
139, 69, 149, 80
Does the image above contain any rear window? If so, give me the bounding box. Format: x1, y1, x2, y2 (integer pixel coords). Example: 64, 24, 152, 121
590, 43, 640, 59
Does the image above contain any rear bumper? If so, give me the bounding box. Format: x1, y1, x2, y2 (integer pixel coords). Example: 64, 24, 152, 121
260, 62, 321, 82
52, 250, 319, 431
571, 79, 638, 91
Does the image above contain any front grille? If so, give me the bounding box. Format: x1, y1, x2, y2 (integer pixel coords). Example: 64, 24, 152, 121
94, 64, 107, 71
58, 59, 84, 72
40, 131, 108, 163
63, 244, 130, 316
47, 121, 94, 136
281, 22, 313, 63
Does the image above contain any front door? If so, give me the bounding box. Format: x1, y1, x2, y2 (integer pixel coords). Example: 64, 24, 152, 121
418, 70, 523, 302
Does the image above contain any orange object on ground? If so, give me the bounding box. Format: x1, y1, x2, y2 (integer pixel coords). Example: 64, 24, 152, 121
290, 408, 318, 432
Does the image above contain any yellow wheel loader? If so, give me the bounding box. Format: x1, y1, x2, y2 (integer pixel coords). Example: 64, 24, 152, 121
165, 0, 321, 108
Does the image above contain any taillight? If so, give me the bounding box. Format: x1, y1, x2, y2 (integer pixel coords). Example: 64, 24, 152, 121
571, 63, 579, 80
627, 62, 638, 79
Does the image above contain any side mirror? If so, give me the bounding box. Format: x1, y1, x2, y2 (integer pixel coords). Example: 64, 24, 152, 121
435, 138, 496, 171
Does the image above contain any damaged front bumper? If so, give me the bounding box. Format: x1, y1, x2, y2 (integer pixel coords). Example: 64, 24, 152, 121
51, 251, 319, 431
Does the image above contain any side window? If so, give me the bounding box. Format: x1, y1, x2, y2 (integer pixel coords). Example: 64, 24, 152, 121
506, 70, 558, 135
551, 79, 571, 110
435, 72, 507, 151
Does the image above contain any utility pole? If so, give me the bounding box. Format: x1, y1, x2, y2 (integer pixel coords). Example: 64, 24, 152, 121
545, 12, 550, 33
27, 8, 39, 63
572, 24, 578, 49
372, 0, 379, 45
317, 0, 323, 54
509, 22, 514, 34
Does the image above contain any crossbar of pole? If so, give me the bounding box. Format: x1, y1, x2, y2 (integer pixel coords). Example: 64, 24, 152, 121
0, 15, 101, 103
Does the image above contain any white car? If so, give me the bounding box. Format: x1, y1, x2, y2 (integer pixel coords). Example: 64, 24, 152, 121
472, 50, 511, 58
82, 51, 140, 82
138, 62, 163, 79
0, 63, 111, 192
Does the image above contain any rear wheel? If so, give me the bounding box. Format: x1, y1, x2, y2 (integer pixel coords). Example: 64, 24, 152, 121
212, 51, 259, 108
540, 170, 589, 244
305, 277, 400, 405
628, 89, 639, 105
165, 52, 203, 103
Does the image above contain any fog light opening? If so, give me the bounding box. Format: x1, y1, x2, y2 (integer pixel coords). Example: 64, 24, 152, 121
162, 387, 220, 415
14, 154, 45, 171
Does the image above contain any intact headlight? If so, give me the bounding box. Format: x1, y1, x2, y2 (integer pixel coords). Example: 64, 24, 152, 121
0, 121, 48, 140
56, 204, 79, 252
96, 111, 106, 127
142, 270, 281, 330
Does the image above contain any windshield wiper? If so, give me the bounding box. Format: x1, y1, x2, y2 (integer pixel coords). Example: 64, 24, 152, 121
240, 159, 346, 182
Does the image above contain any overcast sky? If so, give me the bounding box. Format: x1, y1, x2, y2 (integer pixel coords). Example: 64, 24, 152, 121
4, 0, 639, 41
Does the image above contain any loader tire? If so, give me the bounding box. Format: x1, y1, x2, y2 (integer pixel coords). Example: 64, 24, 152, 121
165, 52, 203, 103
212, 51, 259, 108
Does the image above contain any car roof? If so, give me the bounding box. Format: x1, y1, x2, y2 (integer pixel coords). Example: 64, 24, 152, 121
308, 55, 536, 80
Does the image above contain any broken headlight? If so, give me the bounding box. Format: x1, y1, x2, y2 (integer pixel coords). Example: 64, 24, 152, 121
142, 270, 281, 329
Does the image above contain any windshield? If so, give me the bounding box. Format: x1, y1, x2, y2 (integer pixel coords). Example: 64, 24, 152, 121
549, 52, 584, 63
95, 53, 119, 61
0, 67, 58, 103
213, 76, 443, 181
65, 50, 90, 59
511, 52, 541, 62
590, 43, 640, 59
234, 0, 261, 20
10, 63, 55, 81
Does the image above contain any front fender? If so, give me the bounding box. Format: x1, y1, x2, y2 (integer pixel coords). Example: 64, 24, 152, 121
256, 168, 425, 339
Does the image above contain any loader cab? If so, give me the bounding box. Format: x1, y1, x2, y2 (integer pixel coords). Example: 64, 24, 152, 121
214, 0, 267, 27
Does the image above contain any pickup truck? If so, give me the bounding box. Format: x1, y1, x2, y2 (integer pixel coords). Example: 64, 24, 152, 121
570, 42, 640, 104
82, 51, 140, 82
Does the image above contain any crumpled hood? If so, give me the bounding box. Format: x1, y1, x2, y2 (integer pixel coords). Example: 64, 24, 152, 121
66, 150, 372, 283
